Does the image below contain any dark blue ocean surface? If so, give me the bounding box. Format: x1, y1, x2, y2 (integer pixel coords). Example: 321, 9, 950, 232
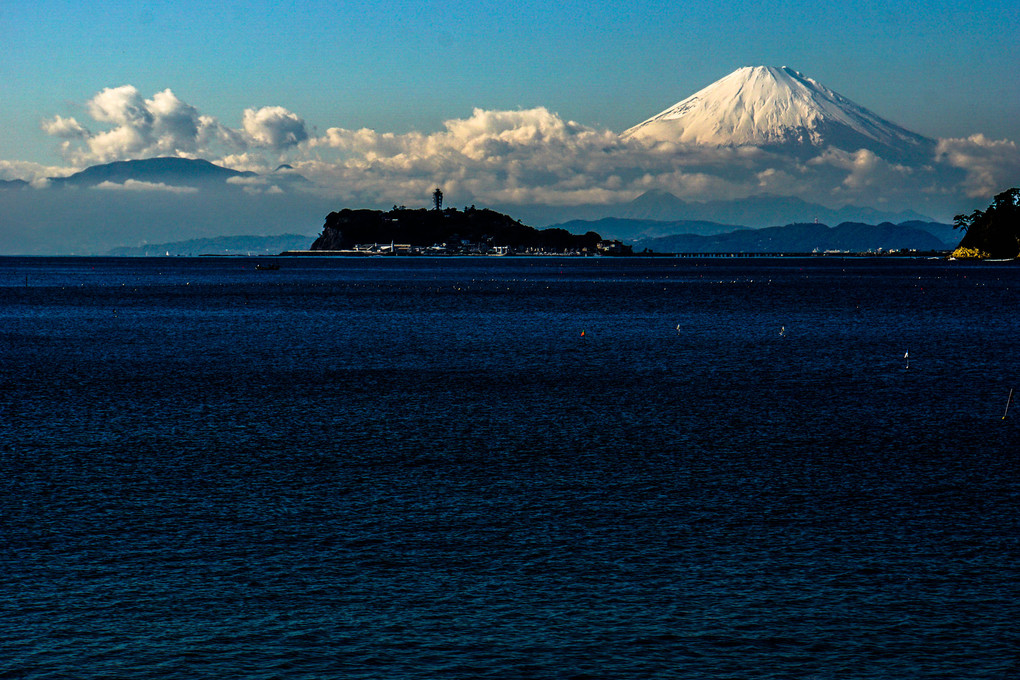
1, 256, 1017, 679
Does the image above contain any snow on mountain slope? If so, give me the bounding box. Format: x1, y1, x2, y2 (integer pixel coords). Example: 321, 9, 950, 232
624, 66, 934, 160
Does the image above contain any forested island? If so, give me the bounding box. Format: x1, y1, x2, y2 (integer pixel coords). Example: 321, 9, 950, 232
308, 203, 631, 256
951, 188, 1020, 258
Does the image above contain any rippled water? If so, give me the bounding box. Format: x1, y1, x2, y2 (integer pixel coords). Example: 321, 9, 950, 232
1, 256, 1018, 678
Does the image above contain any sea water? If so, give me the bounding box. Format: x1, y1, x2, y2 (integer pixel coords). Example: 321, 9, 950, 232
1, 256, 1017, 679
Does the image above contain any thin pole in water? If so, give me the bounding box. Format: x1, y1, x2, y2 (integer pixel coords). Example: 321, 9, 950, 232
1004, 388, 1014, 420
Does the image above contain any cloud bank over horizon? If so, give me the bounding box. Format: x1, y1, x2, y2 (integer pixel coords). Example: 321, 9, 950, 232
39, 85, 309, 167
13, 83, 1020, 217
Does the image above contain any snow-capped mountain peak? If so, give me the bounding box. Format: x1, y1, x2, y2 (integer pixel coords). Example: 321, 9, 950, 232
624, 66, 933, 160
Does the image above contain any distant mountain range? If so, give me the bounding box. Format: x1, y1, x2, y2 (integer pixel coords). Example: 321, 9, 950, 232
503, 189, 938, 233
630, 221, 955, 254
548, 212, 958, 249
549, 217, 745, 241
625, 189, 935, 226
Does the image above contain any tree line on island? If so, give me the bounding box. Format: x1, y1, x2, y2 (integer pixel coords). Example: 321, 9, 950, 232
952, 188, 1020, 259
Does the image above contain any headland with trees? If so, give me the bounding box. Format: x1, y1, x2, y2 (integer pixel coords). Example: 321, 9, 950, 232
303, 189, 631, 256
951, 188, 1020, 259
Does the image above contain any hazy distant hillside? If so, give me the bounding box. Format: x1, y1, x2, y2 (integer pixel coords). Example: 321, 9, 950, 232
618, 190, 934, 227
0, 157, 332, 255
107, 233, 316, 257
554, 212, 955, 250
505, 189, 935, 229
48, 157, 258, 188
549, 217, 742, 241
897, 220, 959, 246
635, 221, 951, 253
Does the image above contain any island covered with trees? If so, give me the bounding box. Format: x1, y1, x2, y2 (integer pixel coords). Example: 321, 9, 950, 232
308, 192, 630, 256
951, 187, 1020, 259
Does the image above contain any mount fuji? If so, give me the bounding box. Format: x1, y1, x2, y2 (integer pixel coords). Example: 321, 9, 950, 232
624, 66, 935, 162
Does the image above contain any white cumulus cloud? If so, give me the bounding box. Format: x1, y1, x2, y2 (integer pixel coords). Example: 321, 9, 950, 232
42, 85, 248, 164
242, 106, 309, 149
808, 148, 916, 195
305, 107, 651, 206
41, 115, 90, 139
936, 134, 1020, 198
0, 159, 78, 183
87, 85, 152, 127
43, 86, 313, 164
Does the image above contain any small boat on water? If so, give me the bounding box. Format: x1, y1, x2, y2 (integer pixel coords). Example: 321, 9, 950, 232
255, 263, 280, 271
